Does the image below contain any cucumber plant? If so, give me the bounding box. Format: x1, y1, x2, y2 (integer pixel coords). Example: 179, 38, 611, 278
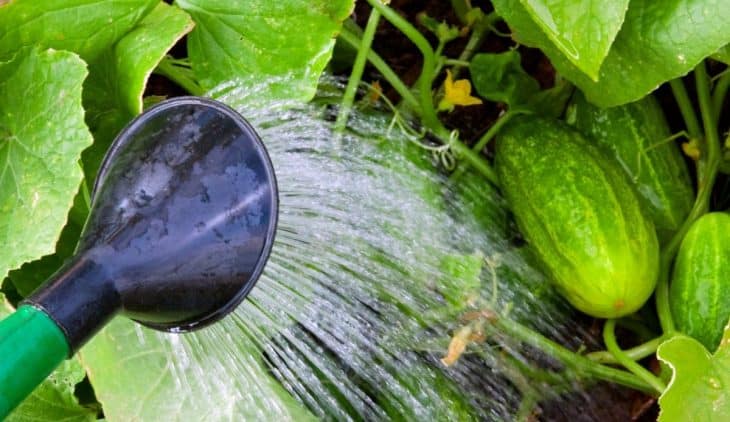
2, 0, 730, 420
331, 0, 730, 418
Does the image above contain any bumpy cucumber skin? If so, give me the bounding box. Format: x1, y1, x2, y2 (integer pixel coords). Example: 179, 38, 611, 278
670, 213, 730, 352
568, 92, 694, 243
495, 116, 660, 318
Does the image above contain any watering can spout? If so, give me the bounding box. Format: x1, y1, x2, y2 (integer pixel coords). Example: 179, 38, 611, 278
26, 253, 120, 351
0, 97, 278, 417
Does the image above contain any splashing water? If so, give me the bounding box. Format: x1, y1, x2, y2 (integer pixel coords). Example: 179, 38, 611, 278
80, 79, 625, 421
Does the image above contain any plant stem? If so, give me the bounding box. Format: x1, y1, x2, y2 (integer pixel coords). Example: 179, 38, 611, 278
366, 0, 441, 133
450, 12, 500, 80
492, 317, 655, 394
586, 336, 664, 365
449, 110, 523, 181
712, 70, 730, 123
339, 26, 421, 111
473, 110, 522, 153
449, 137, 499, 185
432, 41, 448, 78
443, 59, 471, 67
450, 0, 472, 24
602, 320, 666, 394
366, 0, 499, 186
501, 352, 568, 384
433, 12, 500, 78
80, 178, 92, 212
335, 9, 381, 131
514, 394, 539, 422
670, 78, 702, 140
696, 62, 722, 177
656, 63, 722, 335
155, 57, 205, 96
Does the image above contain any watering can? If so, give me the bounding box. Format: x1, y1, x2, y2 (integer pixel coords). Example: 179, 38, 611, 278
0, 97, 278, 416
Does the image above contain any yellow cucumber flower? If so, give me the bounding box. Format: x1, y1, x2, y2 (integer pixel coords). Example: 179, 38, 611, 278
438, 69, 483, 112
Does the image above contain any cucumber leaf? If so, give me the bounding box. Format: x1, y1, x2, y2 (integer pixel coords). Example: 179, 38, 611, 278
82, 2, 194, 184
5, 4, 194, 298
516, 0, 630, 80
0, 294, 96, 421
0, 48, 92, 281
469, 51, 573, 117
176, 0, 354, 103
5, 190, 87, 297
656, 321, 730, 421
470, 51, 540, 106
0, 0, 157, 62
79, 318, 316, 421
494, 0, 730, 106
523, 78, 574, 118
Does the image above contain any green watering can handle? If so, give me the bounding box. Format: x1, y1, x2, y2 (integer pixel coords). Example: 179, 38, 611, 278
0, 305, 69, 418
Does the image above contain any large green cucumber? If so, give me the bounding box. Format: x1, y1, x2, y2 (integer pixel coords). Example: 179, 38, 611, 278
495, 116, 660, 318
669, 212, 730, 351
567, 92, 694, 242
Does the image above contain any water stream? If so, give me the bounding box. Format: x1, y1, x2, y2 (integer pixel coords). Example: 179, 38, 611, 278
81, 79, 620, 421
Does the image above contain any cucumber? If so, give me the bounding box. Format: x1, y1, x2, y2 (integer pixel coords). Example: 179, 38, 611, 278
495, 116, 660, 318
567, 92, 694, 243
669, 212, 730, 351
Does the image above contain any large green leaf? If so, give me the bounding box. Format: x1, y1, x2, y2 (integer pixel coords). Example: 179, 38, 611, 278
517, 0, 629, 80
494, 0, 730, 106
82, 2, 194, 183
0, 0, 157, 62
657, 321, 730, 421
0, 294, 96, 421
80, 318, 316, 421
0, 48, 92, 281
5, 189, 87, 297
176, 0, 354, 102
5, 4, 193, 297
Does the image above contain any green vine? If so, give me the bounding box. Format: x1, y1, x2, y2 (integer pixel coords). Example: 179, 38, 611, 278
365, 0, 440, 132
712, 70, 730, 122
340, 2, 730, 407
603, 320, 666, 394
586, 335, 664, 365
490, 316, 655, 394
339, 25, 421, 111
155, 56, 205, 96
335, 8, 381, 131
361, 0, 499, 185
656, 63, 723, 335
670, 78, 702, 141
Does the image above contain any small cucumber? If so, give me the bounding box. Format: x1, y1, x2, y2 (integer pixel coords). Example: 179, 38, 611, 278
495, 116, 660, 318
567, 92, 694, 243
670, 212, 730, 351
